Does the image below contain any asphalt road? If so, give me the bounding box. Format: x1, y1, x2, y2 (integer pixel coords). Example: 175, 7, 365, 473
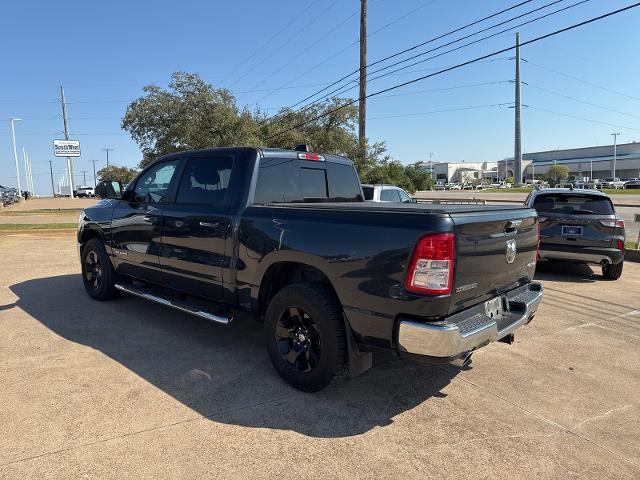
1, 232, 639, 479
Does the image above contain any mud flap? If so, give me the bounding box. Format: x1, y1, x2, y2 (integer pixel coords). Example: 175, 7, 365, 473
343, 313, 372, 378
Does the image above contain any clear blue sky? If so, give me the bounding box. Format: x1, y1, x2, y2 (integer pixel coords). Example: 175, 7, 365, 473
2, 0, 640, 194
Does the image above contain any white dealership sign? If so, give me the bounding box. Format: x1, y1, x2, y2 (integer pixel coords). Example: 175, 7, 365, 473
53, 139, 81, 157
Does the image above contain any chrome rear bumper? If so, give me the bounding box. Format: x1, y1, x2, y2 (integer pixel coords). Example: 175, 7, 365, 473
397, 282, 543, 359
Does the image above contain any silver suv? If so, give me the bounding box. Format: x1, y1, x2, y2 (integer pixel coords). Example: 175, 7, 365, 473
362, 184, 413, 203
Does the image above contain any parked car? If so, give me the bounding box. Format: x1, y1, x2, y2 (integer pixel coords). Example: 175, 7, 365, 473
623, 178, 640, 189
362, 184, 414, 203
76, 186, 95, 197
79, 146, 543, 392
445, 183, 461, 190
600, 177, 625, 189
490, 181, 512, 189
433, 182, 446, 191
525, 188, 625, 279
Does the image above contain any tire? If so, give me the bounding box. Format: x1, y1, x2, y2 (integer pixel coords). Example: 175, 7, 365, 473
264, 282, 348, 392
603, 260, 623, 280
81, 238, 118, 300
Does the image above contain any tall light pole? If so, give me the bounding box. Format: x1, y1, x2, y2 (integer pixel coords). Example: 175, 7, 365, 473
611, 132, 620, 179
429, 152, 435, 177
9, 118, 22, 194
22, 146, 30, 193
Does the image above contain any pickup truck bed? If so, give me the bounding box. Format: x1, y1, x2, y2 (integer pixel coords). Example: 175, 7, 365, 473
78, 146, 543, 391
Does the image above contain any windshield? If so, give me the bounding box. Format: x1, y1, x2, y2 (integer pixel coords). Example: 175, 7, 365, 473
534, 194, 614, 215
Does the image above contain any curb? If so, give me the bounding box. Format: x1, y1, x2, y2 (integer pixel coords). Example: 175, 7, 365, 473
625, 248, 640, 263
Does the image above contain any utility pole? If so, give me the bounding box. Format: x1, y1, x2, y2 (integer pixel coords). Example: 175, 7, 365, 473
49, 160, 55, 197
9, 118, 22, 196
611, 132, 620, 179
60, 85, 75, 198
81, 170, 87, 185
513, 32, 523, 186
102, 148, 114, 168
91, 159, 99, 187
358, 0, 367, 166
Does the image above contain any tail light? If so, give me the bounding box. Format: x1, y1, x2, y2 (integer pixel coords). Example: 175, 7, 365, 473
599, 219, 625, 229
617, 239, 624, 250
405, 233, 454, 295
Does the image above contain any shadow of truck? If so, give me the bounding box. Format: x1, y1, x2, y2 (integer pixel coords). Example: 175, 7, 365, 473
7, 274, 457, 438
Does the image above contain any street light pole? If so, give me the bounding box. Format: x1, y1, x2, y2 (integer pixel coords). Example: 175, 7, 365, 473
91, 159, 98, 187
611, 132, 620, 180
102, 148, 114, 168
9, 118, 22, 194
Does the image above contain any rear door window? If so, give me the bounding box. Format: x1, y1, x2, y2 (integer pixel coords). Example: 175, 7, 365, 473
534, 194, 614, 215
175, 157, 233, 205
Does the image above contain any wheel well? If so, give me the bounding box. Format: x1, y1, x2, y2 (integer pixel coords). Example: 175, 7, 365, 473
80, 228, 102, 246
258, 262, 339, 317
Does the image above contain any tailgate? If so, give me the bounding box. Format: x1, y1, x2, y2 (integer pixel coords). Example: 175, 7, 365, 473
447, 207, 538, 315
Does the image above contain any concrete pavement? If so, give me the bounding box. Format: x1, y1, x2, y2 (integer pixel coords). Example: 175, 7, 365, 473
0, 232, 638, 479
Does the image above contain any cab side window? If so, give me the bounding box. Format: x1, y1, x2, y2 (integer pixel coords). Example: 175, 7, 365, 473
134, 160, 179, 204
380, 188, 400, 202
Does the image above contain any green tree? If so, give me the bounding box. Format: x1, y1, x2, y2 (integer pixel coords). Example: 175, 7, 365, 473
544, 165, 569, 186
122, 71, 425, 190
97, 165, 139, 184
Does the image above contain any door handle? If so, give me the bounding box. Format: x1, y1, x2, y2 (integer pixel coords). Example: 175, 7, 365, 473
142, 215, 157, 224
199, 221, 220, 228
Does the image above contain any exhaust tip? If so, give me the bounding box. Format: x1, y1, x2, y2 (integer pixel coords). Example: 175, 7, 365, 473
451, 352, 473, 369
600, 259, 610, 266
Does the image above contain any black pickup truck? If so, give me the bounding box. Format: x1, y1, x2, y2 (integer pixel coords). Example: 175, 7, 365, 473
78, 146, 543, 391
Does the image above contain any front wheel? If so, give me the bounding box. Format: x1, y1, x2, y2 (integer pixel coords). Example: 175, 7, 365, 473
603, 260, 623, 280
81, 238, 118, 300
264, 283, 348, 392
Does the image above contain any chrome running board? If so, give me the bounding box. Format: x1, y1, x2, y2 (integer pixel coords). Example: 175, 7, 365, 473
114, 283, 231, 325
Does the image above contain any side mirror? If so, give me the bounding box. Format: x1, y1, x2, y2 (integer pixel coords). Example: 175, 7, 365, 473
409, 197, 418, 203
95, 181, 123, 199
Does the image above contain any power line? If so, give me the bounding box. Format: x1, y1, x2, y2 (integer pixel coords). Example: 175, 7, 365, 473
527, 105, 640, 131
379, 80, 512, 98
278, 0, 537, 114
266, 2, 640, 140
219, 0, 319, 86
254, 0, 440, 104
288, 0, 588, 118
524, 83, 640, 120
364, 0, 586, 83
525, 59, 640, 102
368, 102, 513, 120
249, 6, 360, 97
227, 0, 342, 89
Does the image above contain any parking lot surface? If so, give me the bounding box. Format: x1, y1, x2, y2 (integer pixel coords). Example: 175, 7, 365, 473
1, 232, 639, 479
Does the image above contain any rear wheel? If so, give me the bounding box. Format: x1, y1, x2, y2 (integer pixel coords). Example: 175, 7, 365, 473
81, 238, 118, 300
264, 283, 348, 392
603, 260, 623, 280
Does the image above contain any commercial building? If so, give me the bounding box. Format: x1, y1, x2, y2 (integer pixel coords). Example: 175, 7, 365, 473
415, 161, 498, 184
499, 142, 640, 182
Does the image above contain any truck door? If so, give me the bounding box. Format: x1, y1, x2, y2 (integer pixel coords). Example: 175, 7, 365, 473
110, 159, 180, 283
159, 155, 234, 301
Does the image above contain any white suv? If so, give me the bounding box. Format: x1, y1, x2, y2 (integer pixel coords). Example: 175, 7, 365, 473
76, 186, 95, 197
362, 184, 414, 203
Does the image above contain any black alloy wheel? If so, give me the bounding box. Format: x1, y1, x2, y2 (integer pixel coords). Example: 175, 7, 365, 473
84, 250, 103, 291
81, 238, 117, 300
275, 306, 322, 373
